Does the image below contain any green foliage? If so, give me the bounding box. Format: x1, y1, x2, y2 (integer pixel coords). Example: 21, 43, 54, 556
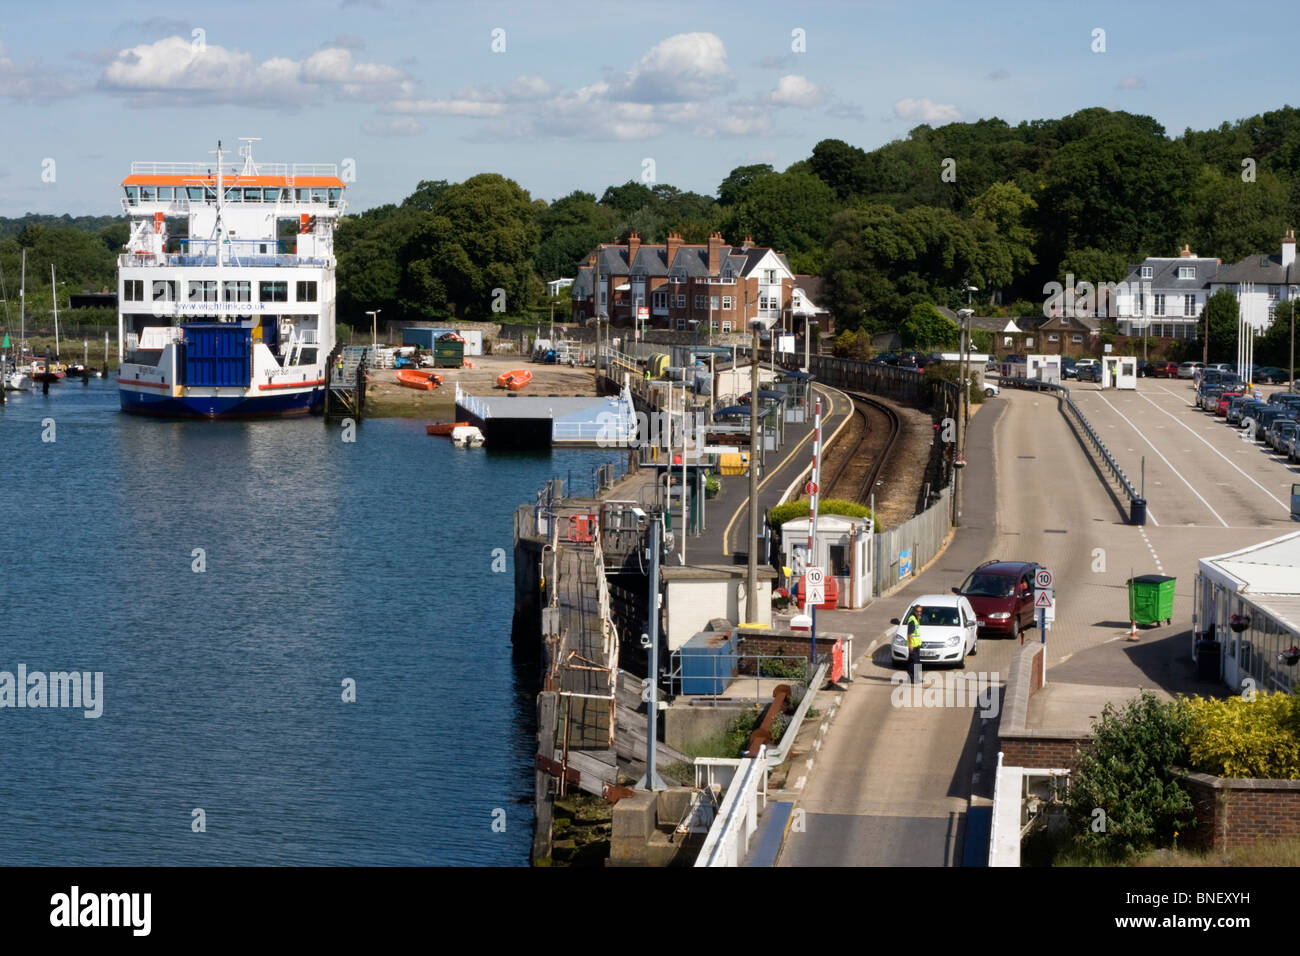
1182, 691, 1300, 780
831, 328, 872, 360
1203, 288, 1242, 363
769, 498, 873, 528
1065, 691, 1196, 859
924, 361, 985, 404
900, 302, 959, 349
720, 168, 837, 257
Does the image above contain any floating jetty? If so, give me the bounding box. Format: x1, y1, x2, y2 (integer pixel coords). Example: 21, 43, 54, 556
454, 382, 635, 448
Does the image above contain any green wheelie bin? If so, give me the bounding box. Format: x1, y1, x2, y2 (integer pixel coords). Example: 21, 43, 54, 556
1128, 574, 1176, 627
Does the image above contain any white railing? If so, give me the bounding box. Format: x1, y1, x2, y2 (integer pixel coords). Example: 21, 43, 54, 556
130, 161, 339, 177
454, 383, 487, 420
694, 746, 768, 867
118, 252, 333, 269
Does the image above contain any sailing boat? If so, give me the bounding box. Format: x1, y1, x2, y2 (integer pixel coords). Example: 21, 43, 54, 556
32, 263, 66, 383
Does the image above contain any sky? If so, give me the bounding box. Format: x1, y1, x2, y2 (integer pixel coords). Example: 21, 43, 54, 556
1, 0, 1295, 217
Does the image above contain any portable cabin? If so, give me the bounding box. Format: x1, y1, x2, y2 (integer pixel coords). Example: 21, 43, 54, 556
1025, 354, 1062, 385
1101, 355, 1138, 389
779, 514, 873, 609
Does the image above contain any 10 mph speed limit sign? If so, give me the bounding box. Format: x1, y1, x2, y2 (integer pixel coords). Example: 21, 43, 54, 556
1035, 569, 1053, 589
806, 566, 825, 606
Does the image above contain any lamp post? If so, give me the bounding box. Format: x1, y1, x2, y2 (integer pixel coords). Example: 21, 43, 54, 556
366, 309, 380, 350
746, 317, 762, 625
1290, 287, 1296, 394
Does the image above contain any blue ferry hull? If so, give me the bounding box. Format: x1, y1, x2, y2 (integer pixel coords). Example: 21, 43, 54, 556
120, 387, 323, 419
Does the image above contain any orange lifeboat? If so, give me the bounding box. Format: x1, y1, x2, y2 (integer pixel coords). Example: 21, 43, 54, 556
426, 421, 469, 436
495, 368, 533, 391
397, 370, 442, 391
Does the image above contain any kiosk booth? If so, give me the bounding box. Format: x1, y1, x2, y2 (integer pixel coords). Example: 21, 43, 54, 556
779, 514, 873, 609
1101, 356, 1138, 389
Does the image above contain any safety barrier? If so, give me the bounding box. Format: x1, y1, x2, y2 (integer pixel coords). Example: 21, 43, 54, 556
1050, 382, 1145, 523
694, 745, 768, 867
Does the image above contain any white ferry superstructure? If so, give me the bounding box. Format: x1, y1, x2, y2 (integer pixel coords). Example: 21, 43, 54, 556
116, 138, 345, 418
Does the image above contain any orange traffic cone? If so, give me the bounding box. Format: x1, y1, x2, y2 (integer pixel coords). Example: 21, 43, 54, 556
1127, 620, 1140, 642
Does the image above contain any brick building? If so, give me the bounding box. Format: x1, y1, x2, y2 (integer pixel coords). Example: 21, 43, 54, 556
571, 233, 831, 338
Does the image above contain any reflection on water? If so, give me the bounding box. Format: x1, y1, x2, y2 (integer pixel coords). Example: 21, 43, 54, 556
0, 379, 620, 864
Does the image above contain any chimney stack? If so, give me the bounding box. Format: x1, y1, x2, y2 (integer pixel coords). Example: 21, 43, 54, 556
742, 235, 754, 251
627, 231, 641, 264
666, 231, 682, 266
1283, 227, 1296, 270
1179, 243, 1194, 258
707, 232, 724, 275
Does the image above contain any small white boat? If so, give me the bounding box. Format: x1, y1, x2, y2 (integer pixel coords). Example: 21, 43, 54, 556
449, 425, 485, 448
4, 368, 31, 390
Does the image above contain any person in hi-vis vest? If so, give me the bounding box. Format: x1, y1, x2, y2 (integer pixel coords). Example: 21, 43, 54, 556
905, 605, 923, 684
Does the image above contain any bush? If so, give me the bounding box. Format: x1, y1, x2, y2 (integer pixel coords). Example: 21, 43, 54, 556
832, 329, 872, 360
1065, 691, 1195, 860
1182, 691, 1300, 780
923, 361, 985, 404
769, 498, 874, 528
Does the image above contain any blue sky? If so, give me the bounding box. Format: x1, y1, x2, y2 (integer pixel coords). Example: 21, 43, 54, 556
1, 0, 1293, 216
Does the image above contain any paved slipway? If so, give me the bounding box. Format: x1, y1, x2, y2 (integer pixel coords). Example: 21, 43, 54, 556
777, 380, 1289, 867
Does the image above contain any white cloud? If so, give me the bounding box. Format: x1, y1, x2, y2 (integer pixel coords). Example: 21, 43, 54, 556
770, 75, 824, 108
362, 118, 422, 136
893, 97, 963, 124
384, 98, 506, 117
0, 42, 79, 101
97, 37, 408, 107
1116, 75, 1145, 90
610, 32, 730, 103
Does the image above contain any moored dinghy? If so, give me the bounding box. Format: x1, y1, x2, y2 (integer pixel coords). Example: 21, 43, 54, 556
426, 421, 469, 436
495, 368, 532, 391
449, 425, 484, 448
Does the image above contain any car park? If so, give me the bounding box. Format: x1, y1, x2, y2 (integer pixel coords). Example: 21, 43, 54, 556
953, 560, 1040, 640
1226, 396, 1253, 424
1270, 419, 1299, 454
890, 594, 979, 667
1216, 391, 1243, 416
1150, 361, 1180, 378
1178, 361, 1203, 379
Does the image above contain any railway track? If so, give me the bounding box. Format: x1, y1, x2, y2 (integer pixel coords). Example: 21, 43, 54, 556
822, 390, 902, 505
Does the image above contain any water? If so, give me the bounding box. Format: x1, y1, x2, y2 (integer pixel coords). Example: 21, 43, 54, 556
0, 378, 622, 865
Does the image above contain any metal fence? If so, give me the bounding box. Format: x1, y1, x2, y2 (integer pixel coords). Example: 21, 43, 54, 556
874, 486, 953, 595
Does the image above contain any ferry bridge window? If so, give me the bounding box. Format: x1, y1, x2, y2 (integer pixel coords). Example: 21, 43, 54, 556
125, 186, 139, 204
225, 187, 241, 202
186, 186, 205, 200
243, 189, 262, 202
296, 281, 318, 302
223, 281, 251, 303
139, 186, 155, 201
263, 188, 279, 201
311, 188, 326, 203
157, 187, 173, 201
188, 281, 217, 303
296, 188, 310, 202
259, 281, 288, 303
152, 281, 176, 302
123, 280, 144, 301
328, 188, 342, 206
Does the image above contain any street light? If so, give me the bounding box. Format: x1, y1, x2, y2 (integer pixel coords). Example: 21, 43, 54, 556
366, 309, 380, 350
1290, 286, 1296, 394
955, 300, 976, 529
746, 317, 762, 625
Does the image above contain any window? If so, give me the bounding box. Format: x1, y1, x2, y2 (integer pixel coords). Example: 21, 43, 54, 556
1179, 266, 1195, 279
676, 318, 686, 330
243, 188, 261, 202
1153, 294, 1166, 316
675, 294, 686, 308
296, 281, 318, 302
263, 188, 279, 202
1072, 334, 1083, 343
328, 188, 342, 207
1048, 333, 1059, 342
123, 279, 144, 301
151, 280, 176, 302
124, 186, 139, 205
224, 186, 241, 203
763, 269, 776, 284
721, 321, 733, 333
722, 296, 733, 310
223, 281, 251, 303
188, 280, 217, 302
311, 188, 326, 203
1141, 266, 1154, 279
157, 187, 173, 201
1062, 315, 1070, 325
599, 290, 606, 305
186, 186, 205, 200
710, 296, 719, 311
259, 281, 288, 303
695, 295, 706, 309
1184, 294, 1196, 316
296, 188, 311, 202
652, 291, 667, 309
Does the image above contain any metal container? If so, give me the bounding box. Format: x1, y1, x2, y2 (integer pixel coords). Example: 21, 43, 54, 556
1128, 574, 1175, 626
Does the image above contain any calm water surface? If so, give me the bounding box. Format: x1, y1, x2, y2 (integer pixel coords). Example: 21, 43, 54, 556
0, 378, 620, 865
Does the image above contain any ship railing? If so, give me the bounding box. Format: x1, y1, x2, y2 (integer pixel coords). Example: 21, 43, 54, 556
129, 161, 339, 177
118, 253, 334, 269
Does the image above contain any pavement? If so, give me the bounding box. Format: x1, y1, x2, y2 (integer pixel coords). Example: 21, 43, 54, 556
775, 376, 1296, 867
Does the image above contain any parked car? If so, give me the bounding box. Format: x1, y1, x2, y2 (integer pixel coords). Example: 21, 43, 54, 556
890, 594, 979, 667
1255, 366, 1290, 384
953, 560, 1040, 640
1136, 359, 1152, 377
1177, 361, 1203, 379
1226, 395, 1256, 424
1264, 411, 1298, 449
868, 352, 897, 365
1059, 357, 1078, 379
1198, 384, 1225, 410
1150, 361, 1180, 378
1269, 419, 1299, 453
983, 379, 1000, 398
1078, 363, 1102, 383
1216, 391, 1244, 416
1284, 429, 1300, 463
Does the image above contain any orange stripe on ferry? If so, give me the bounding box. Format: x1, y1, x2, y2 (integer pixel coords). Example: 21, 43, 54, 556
258, 378, 326, 391
116, 378, 169, 389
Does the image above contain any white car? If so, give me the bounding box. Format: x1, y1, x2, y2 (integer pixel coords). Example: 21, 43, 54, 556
983, 380, 1000, 398
891, 594, 979, 668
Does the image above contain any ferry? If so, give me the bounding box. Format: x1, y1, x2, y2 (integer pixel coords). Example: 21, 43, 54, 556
115, 138, 345, 418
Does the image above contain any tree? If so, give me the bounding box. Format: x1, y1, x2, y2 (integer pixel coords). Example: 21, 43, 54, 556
970, 181, 1037, 291
399, 173, 540, 318
808, 140, 872, 200
1202, 287, 1242, 363
717, 164, 774, 206
1065, 691, 1194, 860
899, 302, 959, 349
599, 181, 654, 215
1185, 166, 1289, 263
721, 168, 838, 257
401, 179, 452, 212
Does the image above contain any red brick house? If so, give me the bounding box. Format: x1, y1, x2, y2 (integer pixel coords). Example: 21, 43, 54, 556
572, 233, 829, 336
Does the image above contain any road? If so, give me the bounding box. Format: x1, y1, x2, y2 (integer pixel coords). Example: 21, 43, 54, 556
777, 377, 1291, 866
